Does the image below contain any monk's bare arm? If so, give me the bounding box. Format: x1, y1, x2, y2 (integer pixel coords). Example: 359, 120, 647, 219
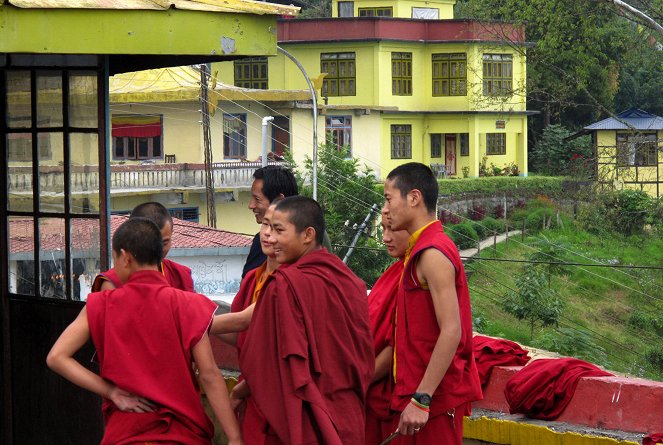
372, 346, 393, 383
193, 334, 243, 445
210, 303, 255, 336
398, 249, 461, 434
46, 308, 154, 412
99, 280, 115, 291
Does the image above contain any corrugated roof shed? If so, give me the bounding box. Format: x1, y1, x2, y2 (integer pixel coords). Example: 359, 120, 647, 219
584, 108, 663, 131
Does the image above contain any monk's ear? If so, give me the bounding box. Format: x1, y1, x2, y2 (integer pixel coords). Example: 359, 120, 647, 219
408, 188, 423, 208
303, 226, 317, 245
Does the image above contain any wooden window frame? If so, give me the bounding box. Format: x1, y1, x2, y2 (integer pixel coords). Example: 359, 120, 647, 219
223, 113, 247, 160
358, 7, 393, 16
391, 124, 412, 159
325, 115, 352, 156
482, 54, 513, 96
234, 57, 268, 90
486, 133, 506, 155
616, 132, 658, 167
432, 53, 467, 97
459, 133, 470, 156
337, 1, 354, 17
430, 133, 442, 158
321, 53, 356, 97
392, 52, 412, 96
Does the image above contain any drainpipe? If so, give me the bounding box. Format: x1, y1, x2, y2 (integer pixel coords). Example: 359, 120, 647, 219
262, 116, 274, 167
277, 46, 319, 200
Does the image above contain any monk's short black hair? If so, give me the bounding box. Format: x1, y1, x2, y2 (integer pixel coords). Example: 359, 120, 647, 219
253, 165, 299, 203
130, 202, 172, 230
112, 217, 163, 266
275, 196, 325, 245
386, 162, 439, 214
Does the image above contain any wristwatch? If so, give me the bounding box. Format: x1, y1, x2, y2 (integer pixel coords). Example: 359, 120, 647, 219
412, 392, 432, 407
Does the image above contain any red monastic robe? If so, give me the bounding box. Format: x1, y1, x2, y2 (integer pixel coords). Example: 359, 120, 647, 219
390, 222, 482, 444
473, 335, 531, 386
86, 270, 217, 444
229, 265, 269, 445
91, 259, 194, 293
240, 248, 374, 445
365, 259, 402, 445
644, 433, 663, 445
505, 357, 613, 420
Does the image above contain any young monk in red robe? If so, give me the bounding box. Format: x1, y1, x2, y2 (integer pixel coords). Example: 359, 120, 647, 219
210, 202, 281, 445
240, 196, 374, 445
382, 162, 482, 444
365, 213, 410, 445
91, 202, 194, 292
47, 217, 242, 445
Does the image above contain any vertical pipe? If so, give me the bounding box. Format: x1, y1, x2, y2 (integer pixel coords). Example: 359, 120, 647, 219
262, 116, 274, 167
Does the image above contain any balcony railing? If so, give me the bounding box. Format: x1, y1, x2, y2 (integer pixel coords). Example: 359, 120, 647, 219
8, 161, 286, 195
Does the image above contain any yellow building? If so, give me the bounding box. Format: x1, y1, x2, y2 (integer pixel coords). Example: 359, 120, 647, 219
213, 0, 533, 180
577, 108, 663, 198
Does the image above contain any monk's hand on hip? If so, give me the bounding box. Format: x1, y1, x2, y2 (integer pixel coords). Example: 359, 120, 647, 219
398, 402, 429, 435
109, 385, 156, 413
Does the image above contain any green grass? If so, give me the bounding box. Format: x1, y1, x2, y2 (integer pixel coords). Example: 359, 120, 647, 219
467, 224, 663, 381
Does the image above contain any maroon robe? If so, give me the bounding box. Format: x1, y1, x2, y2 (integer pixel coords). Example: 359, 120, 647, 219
240, 248, 374, 445
505, 357, 613, 420
91, 258, 194, 293
473, 335, 531, 386
365, 259, 401, 445
390, 222, 482, 444
86, 270, 216, 444
229, 267, 270, 445
644, 433, 663, 445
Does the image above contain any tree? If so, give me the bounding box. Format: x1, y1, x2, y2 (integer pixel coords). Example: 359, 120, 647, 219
289, 142, 391, 285
503, 266, 565, 339
529, 124, 593, 176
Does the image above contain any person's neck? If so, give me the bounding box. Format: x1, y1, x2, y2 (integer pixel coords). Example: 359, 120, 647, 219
133, 264, 160, 273
265, 257, 279, 274
406, 213, 437, 235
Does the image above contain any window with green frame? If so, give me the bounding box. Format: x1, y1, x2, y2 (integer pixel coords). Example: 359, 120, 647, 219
234, 57, 268, 89
358, 7, 392, 16
432, 53, 467, 96
391, 124, 412, 159
483, 54, 512, 96
616, 132, 658, 166
392, 52, 412, 96
321, 53, 356, 96
486, 133, 506, 155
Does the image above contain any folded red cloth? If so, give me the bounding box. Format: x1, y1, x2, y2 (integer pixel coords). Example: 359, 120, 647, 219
644, 433, 663, 445
473, 335, 531, 385
505, 357, 613, 420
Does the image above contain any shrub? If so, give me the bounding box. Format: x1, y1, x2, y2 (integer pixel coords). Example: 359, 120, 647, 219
628, 312, 649, 331
481, 216, 506, 234
524, 207, 570, 233
469, 202, 487, 221
645, 347, 663, 373
439, 209, 462, 225
575, 202, 608, 235
604, 189, 652, 236
471, 221, 488, 239
492, 203, 505, 219
446, 223, 479, 250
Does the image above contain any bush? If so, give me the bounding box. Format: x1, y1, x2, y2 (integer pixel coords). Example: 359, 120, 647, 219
604, 189, 652, 236
575, 202, 608, 235
645, 347, 663, 373
439, 209, 462, 225
524, 207, 571, 233
437, 176, 569, 198
492, 203, 505, 219
446, 223, 479, 250
469, 202, 487, 221
481, 216, 506, 234
471, 221, 488, 239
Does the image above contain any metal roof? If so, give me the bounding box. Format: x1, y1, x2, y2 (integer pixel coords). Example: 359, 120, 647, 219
583, 108, 663, 131
3, 0, 298, 16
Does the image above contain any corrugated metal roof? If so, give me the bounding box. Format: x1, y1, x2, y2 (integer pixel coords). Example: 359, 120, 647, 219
5, 0, 298, 16
584, 108, 663, 131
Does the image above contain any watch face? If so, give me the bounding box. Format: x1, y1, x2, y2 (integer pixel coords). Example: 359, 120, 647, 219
415, 393, 432, 406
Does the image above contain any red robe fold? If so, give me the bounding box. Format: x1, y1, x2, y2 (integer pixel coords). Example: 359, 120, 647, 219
86, 270, 217, 444
505, 357, 613, 420
91, 258, 194, 293
392, 221, 482, 415
365, 260, 401, 445
240, 248, 374, 445
473, 335, 531, 386
644, 433, 663, 445
229, 267, 270, 445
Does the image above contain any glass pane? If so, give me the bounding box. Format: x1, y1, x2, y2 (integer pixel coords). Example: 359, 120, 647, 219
71, 218, 101, 301
39, 132, 64, 213
69, 71, 98, 128
37, 71, 63, 128
7, 133, 34, 212
70, 132, 99, 214
39, 217, 67, 299
8, 216, 36, 296
7, 71, 31, 129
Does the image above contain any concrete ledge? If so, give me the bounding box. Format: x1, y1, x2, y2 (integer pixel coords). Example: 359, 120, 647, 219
473, 365, 663, 434
465, 409, 642, 445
